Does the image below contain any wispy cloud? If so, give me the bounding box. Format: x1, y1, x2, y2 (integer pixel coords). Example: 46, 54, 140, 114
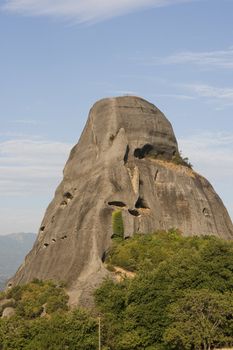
11, 119, 40, 126
110, 90, 138, 96
0, 138, 72, 196
140, 47, 233, 69
181, 83, 233, 103
2, 0, 196, 23
153, 93, 196, 100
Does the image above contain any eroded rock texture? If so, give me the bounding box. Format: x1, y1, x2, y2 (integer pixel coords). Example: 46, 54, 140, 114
9, 96, 233, 305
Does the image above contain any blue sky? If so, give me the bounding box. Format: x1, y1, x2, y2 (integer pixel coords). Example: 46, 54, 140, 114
0, 0, 233, 234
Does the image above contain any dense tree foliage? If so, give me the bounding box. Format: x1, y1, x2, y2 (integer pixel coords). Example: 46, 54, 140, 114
0, 280, 98, 349
0, 232, 233, 349
0, 310, 98, 350
96, 231, 233, 349
2, 279, 68, 319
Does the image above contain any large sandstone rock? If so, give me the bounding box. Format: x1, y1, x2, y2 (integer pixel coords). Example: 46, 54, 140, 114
9, 96, 233, 305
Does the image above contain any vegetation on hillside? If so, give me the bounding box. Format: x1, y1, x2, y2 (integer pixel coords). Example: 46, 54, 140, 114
0, 231, 233, 349
96, 230, 233, 349
0, 280, 98, 350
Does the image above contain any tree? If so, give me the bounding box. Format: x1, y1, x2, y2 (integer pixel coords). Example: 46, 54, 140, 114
164, 289, 233, 350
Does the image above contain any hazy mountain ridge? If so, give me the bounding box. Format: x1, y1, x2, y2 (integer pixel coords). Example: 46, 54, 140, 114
0, 232, 36, 289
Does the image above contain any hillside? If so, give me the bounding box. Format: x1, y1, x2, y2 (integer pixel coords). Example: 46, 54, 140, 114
0, 233, 36, 289
0, 231, 233, 350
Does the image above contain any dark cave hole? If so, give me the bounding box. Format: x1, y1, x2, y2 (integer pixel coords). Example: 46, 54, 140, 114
135, 197, 150, 209
101, 251, 107, 263
52, 239, 56, 243
61, 235, 67, 240
40, 226, 45, 232
44, 243, 49, 248
124, 145, 130, 164
64, 192, 73, 200
134, 144, 153, 159
108, 201, 126, 207
154, 170, 159, 182
203, 208, 210, 217
128, 209, 141, 217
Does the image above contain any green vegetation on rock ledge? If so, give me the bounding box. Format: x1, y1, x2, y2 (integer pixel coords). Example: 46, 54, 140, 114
1, 231, 233, 349
148, 150, 193, 169
112, 209, 124, 240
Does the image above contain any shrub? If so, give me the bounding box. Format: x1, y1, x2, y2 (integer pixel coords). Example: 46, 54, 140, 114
112, 210, 124, 240
172, 151, 193, 169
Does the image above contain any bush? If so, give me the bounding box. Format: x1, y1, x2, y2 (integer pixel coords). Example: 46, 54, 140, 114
172, 151, 193, 169
112, 210, 124, 240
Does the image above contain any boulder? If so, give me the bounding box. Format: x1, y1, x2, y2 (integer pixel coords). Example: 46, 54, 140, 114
9, 96, 233, 306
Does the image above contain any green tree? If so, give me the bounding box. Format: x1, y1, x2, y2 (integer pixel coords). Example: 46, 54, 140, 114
164, 289, 233, 350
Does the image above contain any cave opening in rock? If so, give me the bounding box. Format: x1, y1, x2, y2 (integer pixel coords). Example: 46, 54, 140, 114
135, 197, 150, 209
40, 226, 45, 232
203, 208, 210, 217
108, 201, 126, 208
134, 144, 153, 159
60, 200, 67, 208
101, 251, 107, 263
61, 235, 67, 240
154, 170, 159, 182
64, 192, 73, 200
52, 239, 56, 243
124, 145, 130, 164
128, 209, 141, 217
44, 243, 49, 248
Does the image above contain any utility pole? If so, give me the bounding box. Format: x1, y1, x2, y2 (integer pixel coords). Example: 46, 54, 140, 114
98, 316, 101, 350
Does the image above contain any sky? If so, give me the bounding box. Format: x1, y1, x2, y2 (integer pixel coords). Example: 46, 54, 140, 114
0, 0, 233, 234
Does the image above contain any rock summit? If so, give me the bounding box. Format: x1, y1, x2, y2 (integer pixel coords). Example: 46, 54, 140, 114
9, 96, 233, 305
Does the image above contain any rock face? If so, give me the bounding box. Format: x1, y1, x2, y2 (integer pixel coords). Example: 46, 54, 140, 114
9, 96, 233, 305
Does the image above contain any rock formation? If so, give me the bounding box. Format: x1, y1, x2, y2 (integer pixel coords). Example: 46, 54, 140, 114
9, 96, 233, 305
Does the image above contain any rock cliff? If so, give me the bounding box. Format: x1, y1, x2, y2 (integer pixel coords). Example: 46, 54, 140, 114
9, 96, 233, 305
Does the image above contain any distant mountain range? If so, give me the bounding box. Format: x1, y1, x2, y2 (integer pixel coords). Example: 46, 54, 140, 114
0, 232, 36, 290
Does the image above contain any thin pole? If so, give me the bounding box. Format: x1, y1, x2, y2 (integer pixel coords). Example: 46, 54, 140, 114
98, 316, 101, 350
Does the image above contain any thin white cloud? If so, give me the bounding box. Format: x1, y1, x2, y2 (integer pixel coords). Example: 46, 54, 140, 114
153, 93, 196, 100
110, 90, 138, 96
0, 138, 72, 196
181, 83, 233, 102
179, 132, 233, 220
2, 0, 196, 23
11, 119, 40, 125
141, 47, 233, 69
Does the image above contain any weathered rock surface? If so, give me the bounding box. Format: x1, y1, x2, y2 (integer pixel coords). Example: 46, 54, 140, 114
1, 307, 15, 319
9, 96, 233, 305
